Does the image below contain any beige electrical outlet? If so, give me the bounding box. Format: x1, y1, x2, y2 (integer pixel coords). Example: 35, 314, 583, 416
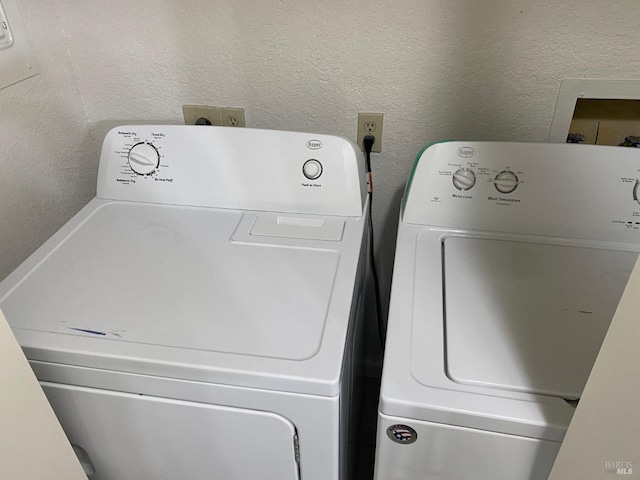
182, 105, 223, 125
221, 107, 245, 127
357, 112, 383, 153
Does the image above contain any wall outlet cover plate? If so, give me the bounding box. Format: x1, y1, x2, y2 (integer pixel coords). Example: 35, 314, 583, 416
182, 105, 223, 126
357, 112, 383, 153
221, 107, 245, 127
0, 0, 38, 90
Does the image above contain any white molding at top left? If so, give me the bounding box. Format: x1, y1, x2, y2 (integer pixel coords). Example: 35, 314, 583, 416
0, 0, 38, 90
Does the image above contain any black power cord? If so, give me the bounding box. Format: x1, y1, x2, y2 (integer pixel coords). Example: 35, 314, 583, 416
362, 135, 385, 349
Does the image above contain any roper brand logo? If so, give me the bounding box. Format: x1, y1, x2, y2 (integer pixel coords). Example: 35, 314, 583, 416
457, 147, 476, 158
306, 139, 323, 150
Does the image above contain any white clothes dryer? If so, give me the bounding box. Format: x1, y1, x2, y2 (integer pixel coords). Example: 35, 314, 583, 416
375, 141, 640, 480
0, 126, 369, 480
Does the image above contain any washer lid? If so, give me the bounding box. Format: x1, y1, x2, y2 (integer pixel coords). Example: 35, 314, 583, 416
443, 236, 635, 400
1, 202, 339, 362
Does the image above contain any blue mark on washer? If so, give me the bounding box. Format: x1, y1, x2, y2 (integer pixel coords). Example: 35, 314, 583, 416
68, 327, 107, 336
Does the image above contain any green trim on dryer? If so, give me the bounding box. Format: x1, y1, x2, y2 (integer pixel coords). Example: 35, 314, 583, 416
401, 140, 452, 213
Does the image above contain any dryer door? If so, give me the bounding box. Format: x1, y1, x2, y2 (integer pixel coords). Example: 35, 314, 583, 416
42, 382, 300, 480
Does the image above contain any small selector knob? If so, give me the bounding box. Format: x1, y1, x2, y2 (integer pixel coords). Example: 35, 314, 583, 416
128, 142, 160, 175
494, 170, 519, 194
303, 159, 323, 180
452, 168, 476, 191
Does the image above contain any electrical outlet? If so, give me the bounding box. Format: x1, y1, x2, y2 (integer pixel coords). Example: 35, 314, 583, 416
182, 105, 222, 125
222, 107, 245, 127
357, 112, 383, 153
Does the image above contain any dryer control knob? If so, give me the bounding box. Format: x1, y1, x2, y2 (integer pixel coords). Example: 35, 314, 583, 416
452, 168, 476, 191
634, 180, 640, 204
494, 170, 519, 194
303, 159, 323, 180
128, 142, 160, 176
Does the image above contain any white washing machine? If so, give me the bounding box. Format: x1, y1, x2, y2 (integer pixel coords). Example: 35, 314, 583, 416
375, 141, 640, 479
0, 125, 369, 480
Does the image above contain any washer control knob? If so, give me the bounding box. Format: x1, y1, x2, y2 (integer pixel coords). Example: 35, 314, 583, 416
303, 159, 323, 180
452, 168, 476, 191
128, 142, 160, 176
634, 180, 640, 204
494, 170, 519, 194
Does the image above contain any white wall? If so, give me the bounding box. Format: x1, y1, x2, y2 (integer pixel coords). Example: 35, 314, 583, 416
3, 1, 640, 363
0, 2, 94, 279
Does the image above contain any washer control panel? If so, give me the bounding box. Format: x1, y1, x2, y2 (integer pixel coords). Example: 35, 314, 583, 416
404, 141, 640, 242
97, 126, 366, 217
451, 168, 520, 194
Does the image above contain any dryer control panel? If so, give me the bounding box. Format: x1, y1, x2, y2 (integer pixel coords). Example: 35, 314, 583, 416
404, 141, 640, 242
97, 126, 367, 217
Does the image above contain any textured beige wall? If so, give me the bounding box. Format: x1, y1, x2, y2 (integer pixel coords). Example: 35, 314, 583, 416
3, 1, 640, 358
0, 2, 94, 280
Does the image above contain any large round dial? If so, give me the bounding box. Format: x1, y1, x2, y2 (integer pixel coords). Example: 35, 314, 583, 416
128, 142, 160, 175
452, 168, 476, 191
494, 170, 519, 194
634, 180, 640, 204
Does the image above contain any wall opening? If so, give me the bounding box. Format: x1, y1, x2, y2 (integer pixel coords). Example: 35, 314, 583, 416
549, 80, 640, 148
